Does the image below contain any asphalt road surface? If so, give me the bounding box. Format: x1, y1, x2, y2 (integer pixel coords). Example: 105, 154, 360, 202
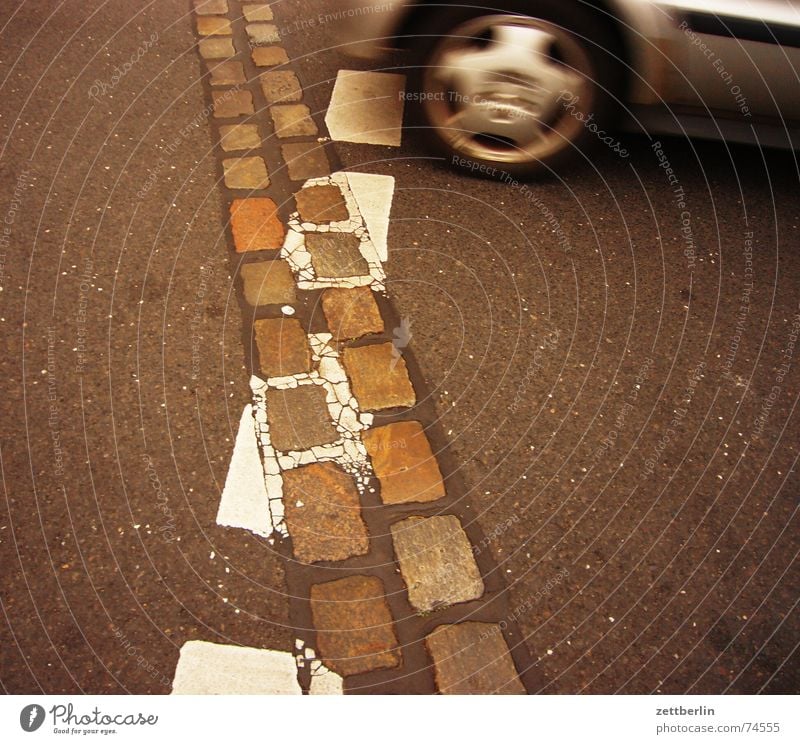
2, 0, 799, 695
288, 0, 800, 693
1, 0, 291, 694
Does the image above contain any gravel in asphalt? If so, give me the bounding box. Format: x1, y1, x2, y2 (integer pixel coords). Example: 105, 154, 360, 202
2, 0, 798, 696
285, 0, 800, 694
1, 0, 292, 693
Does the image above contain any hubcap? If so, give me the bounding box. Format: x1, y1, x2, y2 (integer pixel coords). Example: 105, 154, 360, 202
423, 15, 595, 164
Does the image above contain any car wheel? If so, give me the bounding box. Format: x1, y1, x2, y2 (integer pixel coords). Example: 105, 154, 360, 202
407, 2, 623, 179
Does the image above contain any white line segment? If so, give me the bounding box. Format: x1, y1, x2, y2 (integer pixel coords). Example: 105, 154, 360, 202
215, 404, 271, 538
172, 640, 302, 694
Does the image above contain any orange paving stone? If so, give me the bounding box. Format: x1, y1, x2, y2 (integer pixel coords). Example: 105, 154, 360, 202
208, 60, 245, 86
281, 142, 331, 180
343, 343, 416, 411
305, 233, 368, 278
282, 462, 370, 564
219, 123, 260, 151
321, 286, 384, 341
212, 89, 254, 118
197, 16, 232, 36
254, 318, 310, 378
271, 104, 318, 138
260, 70, 302, 103
247, 23, 281, 45
390, 515, 484, 612
310, 575, 401, 677
426, 622, 525, 694
223, 156, 270, 189
266, 386, 338, 452
243, 4, 273, 21
240, 260, 296, 306
230, 198, 284, 252
362, 421, 445, 505
296, 185, 349, 224
194, 0, 228, 14
252, 46, 289, 67
198, 37, 235, 59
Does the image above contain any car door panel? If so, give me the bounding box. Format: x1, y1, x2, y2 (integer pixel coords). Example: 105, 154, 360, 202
652, 0, 800, 119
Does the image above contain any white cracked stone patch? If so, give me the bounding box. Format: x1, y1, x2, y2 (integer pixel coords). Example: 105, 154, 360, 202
325, 69, 405, 147
171, 640, 302, 695
207, 67, 403, 702
218, 172, 394, 541
295, 638, 344, 695
282, 172, 386, 290
247, 333, 374, 539
249, 375, 289, 538
309, 667, 344, 695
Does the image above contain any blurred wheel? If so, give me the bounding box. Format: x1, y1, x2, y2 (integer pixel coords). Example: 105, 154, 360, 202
408, 3, 622, 178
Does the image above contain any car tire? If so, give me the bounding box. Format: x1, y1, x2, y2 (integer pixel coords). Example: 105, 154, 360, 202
405, 1, 624, 179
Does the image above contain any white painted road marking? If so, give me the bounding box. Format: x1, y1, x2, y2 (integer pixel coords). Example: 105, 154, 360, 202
215, 404, 271, 538
295, 639, 345, 695
309, 670, 344, 695
346, 172, 395, 263
325, 70, 405, 147
171, 640, 302, 694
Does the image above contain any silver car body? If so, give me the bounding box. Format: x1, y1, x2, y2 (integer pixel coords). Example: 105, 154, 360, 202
334, 0, 800, 146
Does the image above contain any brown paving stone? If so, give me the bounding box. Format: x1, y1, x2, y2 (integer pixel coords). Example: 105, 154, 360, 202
363, 421, 445, 505
240, 260, 296, 306
247, 22, 280, 45
296, 185, 349, 224
243, 3, 273, 21
260, 71, 302, 103
282, 462, 369, 564
208, 60, 245, 86
254, 318, 310, 377
270, 104, 318, 138
390, 515, 484, 613
281, 142, 331, 180
426, 623, 525, 694
198, 37, 235, 59
321, 286, 383, 341
230, 198, 284, 252
219, 123, 260, 151
194, 0, 228, 14
197, 16, 232, 35
266, 386, 338, 452
252, 46, 289, 67
310, 575, 401, 677
343, 343, 416, 412
305, 233, 368, 279
212, 89, 254, 118
223, 156, 270, 189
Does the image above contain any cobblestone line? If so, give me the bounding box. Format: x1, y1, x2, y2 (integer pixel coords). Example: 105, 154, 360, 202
191, 0, 534, 694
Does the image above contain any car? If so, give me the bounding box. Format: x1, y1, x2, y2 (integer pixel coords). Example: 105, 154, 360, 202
332, 0, 800, 177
